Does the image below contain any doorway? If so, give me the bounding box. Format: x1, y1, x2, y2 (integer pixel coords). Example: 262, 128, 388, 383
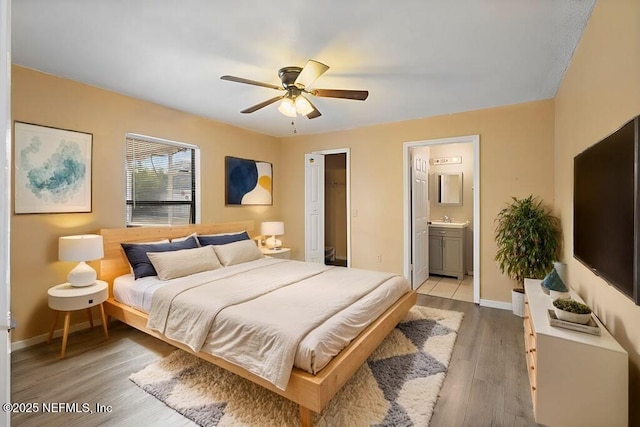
324, 153, 348, 266
305, 148, 351, 267
403, 135, 480, 304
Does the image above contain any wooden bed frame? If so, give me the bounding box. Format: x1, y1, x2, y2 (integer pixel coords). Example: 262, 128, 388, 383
98, 221, 417, 426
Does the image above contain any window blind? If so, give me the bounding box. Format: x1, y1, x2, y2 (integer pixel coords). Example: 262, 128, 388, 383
125, 134, 196, 226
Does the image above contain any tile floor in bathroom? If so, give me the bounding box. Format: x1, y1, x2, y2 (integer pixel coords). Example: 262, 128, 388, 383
416, 274, 474, 302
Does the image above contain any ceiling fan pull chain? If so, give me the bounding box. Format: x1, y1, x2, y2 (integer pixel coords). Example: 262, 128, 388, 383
291, 120, 297, 134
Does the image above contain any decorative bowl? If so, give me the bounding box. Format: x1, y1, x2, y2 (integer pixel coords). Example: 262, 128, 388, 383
554, 308, 591, 324
552, 298, 592, 324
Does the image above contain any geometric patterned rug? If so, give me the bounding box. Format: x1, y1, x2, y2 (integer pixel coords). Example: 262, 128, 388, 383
130, 306, 464, 427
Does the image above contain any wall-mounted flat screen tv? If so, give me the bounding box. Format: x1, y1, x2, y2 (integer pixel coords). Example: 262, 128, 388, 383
573, 115, 639, 305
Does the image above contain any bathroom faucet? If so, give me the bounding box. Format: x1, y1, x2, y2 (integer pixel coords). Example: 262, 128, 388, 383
443, 215, 451, 223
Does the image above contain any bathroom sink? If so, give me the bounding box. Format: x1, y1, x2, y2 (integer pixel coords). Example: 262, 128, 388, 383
429, 221, 468, 229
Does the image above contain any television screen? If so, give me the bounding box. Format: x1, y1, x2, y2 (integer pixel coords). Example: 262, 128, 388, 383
573, 116, 638, 304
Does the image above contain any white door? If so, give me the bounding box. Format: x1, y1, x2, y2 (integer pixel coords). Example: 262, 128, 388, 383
305, 153, 325, 263
411, 150, 430, 287
1, 1, 11, 423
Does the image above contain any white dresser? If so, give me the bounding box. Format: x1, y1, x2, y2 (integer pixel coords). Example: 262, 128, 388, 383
523, 278, 628, 426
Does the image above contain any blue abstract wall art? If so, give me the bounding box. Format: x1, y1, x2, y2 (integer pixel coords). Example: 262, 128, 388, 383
14, 122, 92, 213
225, 156, 272, 205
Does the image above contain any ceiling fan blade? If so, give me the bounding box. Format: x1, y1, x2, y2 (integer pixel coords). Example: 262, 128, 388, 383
240, 96, 284, 114
311, 88, 369, 101
294, 60, 329, 88
304, 98, 322, 119
221, 75, 282, 91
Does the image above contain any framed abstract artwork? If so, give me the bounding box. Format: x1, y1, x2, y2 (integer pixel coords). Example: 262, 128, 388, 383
14, 122, 93, 214
225, 156, 272, 206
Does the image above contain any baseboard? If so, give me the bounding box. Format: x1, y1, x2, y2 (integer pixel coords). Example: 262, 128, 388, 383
11, 318, 104, 352
479, 299, 512, 311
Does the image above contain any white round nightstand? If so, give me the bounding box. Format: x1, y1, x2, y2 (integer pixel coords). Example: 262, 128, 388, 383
47, 280, 109, 358
261, 247, 291, 259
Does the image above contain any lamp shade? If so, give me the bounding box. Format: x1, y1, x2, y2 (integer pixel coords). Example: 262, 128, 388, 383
294, 96, 314, 116
261, 221, 284, 249
59, 234, 104, 262
261, 221, 284, 236
277, 98, 297, 118
59, 234, 104, 287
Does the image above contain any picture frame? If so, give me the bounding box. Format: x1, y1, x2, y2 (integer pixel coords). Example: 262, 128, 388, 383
225, 156, 273, 206
14, 122, 93, 214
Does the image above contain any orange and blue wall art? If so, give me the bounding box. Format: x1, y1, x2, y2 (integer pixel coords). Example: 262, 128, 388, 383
225, 156, 272, 205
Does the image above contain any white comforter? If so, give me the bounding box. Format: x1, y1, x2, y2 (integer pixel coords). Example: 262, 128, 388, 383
146, 258, 406, 390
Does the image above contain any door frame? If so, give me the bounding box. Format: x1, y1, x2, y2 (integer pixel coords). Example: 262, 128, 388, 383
403, 135, 480, 303
311, 148, 351, 267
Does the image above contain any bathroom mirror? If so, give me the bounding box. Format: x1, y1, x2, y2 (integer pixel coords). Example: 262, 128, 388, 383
436, 172, 463, 206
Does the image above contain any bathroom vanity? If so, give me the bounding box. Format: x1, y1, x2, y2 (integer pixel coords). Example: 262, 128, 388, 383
429, 221, 467, 279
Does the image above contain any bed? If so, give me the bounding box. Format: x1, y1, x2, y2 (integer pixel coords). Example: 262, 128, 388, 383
98, 221, 416, 426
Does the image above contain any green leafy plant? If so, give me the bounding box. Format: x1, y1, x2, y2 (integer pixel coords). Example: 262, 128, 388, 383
495, 195, 561, 287
553, 298, 591, 314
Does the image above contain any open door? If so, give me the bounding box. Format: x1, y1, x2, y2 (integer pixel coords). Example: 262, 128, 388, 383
305, 153, 325, 263
1, 1, 11, 423
411, 149, 430, 287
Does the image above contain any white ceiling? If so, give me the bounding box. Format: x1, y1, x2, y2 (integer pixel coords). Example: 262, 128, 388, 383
11, 1, 595, 138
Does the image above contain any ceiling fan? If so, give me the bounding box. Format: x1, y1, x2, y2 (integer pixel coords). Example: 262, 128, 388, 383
221, 60, 369, 119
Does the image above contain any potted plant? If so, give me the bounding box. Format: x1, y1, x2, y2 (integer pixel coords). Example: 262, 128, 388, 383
552, 299, 592, 324
495, 195, 561, 316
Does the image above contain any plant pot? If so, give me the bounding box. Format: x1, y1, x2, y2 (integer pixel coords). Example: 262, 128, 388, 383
554, 307, 591, 324
512, 288, 525, 317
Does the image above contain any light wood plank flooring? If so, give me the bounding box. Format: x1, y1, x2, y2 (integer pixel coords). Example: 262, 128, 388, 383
11, 295, 539, 426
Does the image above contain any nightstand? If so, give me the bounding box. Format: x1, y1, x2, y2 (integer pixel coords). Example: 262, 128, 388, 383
261, 247, 291, 259
47, 280, 109, 358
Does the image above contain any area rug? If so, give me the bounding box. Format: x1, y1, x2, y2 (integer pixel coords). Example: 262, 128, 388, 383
129, 306, 463, 427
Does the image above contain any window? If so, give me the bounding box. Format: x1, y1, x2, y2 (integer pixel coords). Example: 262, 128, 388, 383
125, 134, 198, 226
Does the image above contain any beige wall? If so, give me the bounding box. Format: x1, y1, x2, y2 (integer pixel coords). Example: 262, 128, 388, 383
11, 66, 281, 342
429, 142, 474, 224
279, 99, 555, 302
554, 0, 640, 422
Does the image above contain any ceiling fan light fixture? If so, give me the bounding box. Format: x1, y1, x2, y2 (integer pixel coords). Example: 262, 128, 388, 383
294, 95, 314, 116
277, 97, 297, 117
224, 60, 367, 120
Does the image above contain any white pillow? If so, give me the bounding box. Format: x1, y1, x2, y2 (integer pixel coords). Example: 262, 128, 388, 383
213, 239, 263, 267
147, 245, 221, 280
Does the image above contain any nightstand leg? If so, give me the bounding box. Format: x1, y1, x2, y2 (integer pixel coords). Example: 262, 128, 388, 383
60, 312, 71, 359
86, 308, 94, 328
98, 303, 109, 340
47, 311, 59, 344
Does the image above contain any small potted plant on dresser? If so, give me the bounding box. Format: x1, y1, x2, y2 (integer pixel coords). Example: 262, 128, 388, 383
494, 195, 561, 317
552, 299, 592, 324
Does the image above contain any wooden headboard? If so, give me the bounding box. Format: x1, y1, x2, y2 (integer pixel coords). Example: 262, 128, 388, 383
98, 221, 255, 294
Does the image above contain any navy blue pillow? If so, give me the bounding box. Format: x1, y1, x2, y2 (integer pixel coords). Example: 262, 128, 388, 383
197, 231, 249, 247
122, 236, 199, 279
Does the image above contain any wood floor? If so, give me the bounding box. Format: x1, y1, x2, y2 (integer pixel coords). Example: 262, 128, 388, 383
11, 295, 539, 426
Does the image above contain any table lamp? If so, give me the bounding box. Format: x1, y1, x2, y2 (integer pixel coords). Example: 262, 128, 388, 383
261, 221, 284, 249
59, 234, 104, 287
